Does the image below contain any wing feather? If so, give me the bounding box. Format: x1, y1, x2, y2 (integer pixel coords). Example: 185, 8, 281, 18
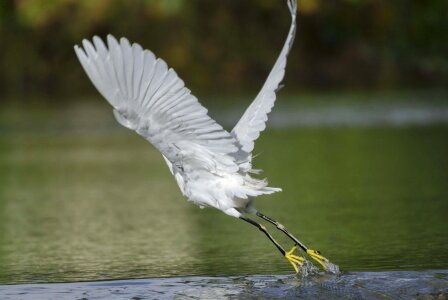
75, 35, 239, 172
231, 0, 297, 154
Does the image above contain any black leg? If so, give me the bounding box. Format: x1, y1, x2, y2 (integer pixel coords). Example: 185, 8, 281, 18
246, 211, 336, 273
256, 211, 308, 252
239, 216, 285, 256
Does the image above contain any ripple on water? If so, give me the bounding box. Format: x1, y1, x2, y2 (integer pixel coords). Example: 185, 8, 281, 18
0, 270, 447, 299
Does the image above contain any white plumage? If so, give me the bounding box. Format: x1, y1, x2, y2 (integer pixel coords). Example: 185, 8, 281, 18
74, 0, 297, 219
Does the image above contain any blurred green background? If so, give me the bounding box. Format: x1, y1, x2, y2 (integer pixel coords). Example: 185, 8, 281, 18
1, 0, 448, 284
1, 0, 447, 99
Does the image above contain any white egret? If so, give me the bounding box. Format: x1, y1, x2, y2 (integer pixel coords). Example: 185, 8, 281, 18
74, 0, 335, 274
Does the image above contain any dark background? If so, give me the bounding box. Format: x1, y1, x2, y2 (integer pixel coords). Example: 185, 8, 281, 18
1, 0, 447, 102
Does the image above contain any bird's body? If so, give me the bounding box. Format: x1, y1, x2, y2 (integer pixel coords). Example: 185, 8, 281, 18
75, 0, 338, 274
115, 97, 280, 216
164, 152, 279, 217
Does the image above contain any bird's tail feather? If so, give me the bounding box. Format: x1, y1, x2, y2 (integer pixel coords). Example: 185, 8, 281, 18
244, 175, 282, 195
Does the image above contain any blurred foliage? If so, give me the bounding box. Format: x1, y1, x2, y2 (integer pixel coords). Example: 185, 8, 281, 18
0, 0, 447, 100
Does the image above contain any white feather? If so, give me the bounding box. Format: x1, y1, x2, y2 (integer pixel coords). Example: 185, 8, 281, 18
232, 0, 297, 158
73, 0, 297, 216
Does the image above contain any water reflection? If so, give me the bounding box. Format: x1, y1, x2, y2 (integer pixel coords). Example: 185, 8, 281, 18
0, 101, 447, 284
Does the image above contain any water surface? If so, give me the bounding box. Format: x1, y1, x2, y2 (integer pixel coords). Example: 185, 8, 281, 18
1, 271, 447, 299
0, 96, 447, 285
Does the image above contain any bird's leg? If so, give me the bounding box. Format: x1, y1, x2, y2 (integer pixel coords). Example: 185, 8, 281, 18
239, 216, 305, 273
256, 212, 307, 251
255, 211, 333, 272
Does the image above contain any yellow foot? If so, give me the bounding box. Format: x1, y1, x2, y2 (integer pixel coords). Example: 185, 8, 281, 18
306, 249, 331, 271
285, 246, 305, 273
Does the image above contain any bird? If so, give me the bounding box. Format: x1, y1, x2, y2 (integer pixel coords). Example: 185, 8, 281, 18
74, 0, 334, 274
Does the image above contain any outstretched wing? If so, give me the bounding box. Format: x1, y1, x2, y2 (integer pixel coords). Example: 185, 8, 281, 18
231, 0, 297, 154
75, 35, 239, 172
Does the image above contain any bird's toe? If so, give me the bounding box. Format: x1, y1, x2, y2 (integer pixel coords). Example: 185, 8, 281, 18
285, 245, 306, 273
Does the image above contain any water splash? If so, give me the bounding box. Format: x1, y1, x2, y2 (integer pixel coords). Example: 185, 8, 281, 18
296, 260, 319, 279
1, 270, 447, 299
295, 258, 340, 281
322, 260, 340, 275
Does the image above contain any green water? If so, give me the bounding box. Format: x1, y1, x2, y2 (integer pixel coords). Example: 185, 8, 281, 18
0, 105, 447, 284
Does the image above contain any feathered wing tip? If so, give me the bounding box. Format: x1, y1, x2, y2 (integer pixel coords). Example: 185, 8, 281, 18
231, 0, 297, 156
287, 0, 297, 16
